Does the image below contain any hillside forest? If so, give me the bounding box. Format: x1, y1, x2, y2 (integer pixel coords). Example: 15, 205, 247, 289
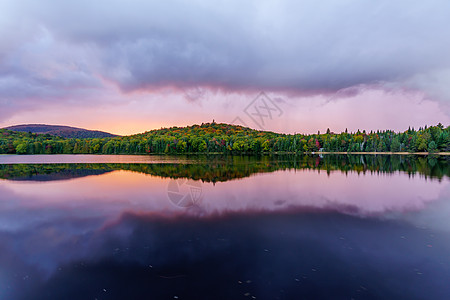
0, 123, 449, 155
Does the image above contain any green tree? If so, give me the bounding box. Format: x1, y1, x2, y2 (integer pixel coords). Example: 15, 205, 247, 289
428, 141, 437, 152
416, 137, 428, 152
391, 137, 401, 152
15, 143, 28, 154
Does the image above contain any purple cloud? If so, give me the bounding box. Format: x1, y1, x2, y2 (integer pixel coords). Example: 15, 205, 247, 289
0, 0, 449, 126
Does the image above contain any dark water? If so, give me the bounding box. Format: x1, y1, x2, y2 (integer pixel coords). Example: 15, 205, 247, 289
0, 155, 449, 299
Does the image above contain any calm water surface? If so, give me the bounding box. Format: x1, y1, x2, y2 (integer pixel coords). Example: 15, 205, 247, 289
0, 155, 449, 299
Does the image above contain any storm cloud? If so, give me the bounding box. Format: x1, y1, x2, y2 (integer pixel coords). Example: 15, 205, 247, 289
0, 0, 449, 131
2, 0, 450, 92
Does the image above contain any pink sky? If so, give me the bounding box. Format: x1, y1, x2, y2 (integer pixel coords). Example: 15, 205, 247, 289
1, 85, 447, 135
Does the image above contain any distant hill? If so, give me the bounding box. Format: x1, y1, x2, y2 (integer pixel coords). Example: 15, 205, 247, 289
4, 124, 118, 138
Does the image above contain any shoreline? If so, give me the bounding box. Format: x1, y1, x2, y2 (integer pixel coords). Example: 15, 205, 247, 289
1, 152, 449, 156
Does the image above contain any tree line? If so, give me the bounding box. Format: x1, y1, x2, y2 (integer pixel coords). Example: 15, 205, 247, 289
1, 122, 449, 155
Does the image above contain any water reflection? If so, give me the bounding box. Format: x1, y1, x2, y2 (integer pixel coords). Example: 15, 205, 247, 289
0, 165, 447, 222
1, 154, 449, 182
0, 154, 196, 164
2, 212, 450, 300
0, 155, 449, 299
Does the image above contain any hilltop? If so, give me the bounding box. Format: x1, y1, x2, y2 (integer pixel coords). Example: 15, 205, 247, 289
4, 124, 118, 139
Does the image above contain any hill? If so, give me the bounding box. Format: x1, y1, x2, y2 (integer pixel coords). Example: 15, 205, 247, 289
4, 124, 118, 139
0, 122, 449, 155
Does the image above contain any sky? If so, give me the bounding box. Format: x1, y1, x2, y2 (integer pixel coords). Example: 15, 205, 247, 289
0, 0, 449, 135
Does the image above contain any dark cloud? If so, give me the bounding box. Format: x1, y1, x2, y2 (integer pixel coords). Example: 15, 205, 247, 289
1, 0, 450, 108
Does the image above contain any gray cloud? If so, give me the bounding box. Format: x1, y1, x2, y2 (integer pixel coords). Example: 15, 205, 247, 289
1, 0, 450, 106
0, 26, 104, 105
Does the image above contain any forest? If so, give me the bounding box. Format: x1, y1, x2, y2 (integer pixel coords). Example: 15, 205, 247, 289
0, 122, 449, 155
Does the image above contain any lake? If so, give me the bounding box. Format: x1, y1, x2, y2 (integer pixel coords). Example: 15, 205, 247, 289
0, 154, 449, 299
